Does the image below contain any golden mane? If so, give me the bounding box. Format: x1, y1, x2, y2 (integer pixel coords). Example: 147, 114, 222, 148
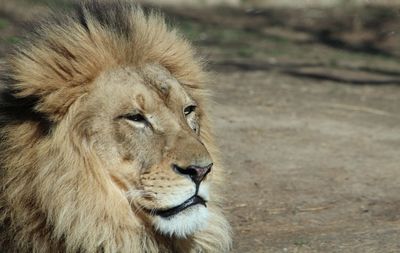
0, 1, 231, 252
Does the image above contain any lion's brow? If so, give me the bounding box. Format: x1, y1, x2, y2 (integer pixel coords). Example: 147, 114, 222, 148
145, 79, 171, 101
158, 82, 170, 95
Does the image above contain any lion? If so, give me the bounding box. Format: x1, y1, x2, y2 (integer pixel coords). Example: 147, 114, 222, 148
0, 1, 232, 252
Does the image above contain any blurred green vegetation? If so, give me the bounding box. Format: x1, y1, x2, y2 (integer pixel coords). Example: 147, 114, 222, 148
176, 15, 399, 67
17, 0, 73, 8
293, 238, 310, 247
1, 0, 399, 69
0, 18, 9, 30
6, 36, 22, 45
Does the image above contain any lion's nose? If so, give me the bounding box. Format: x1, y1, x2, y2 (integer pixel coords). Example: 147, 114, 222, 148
173, 163, 212, 185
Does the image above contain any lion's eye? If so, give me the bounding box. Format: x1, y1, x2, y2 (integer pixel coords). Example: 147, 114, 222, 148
125, 113, 147, 123
184, 105, 196, 116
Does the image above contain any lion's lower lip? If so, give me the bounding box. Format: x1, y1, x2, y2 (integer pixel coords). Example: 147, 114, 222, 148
150, 196, 207, 218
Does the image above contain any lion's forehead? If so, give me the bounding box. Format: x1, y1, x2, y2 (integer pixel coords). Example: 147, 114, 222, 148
141, 65, 190, 100
90, 65, 194, 124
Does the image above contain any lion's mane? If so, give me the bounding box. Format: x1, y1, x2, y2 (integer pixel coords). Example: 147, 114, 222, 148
0, 1, 231, 252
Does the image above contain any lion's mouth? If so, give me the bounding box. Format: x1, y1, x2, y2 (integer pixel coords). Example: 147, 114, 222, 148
149, 195, 207, 218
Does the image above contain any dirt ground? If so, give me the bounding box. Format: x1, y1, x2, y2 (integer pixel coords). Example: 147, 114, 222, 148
1, 1, 400, 252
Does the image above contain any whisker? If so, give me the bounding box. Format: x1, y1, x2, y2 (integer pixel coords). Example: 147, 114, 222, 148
124, 188, 157, 216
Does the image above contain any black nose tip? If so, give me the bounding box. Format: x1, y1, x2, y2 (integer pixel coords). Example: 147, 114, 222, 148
173, 163, 212, 184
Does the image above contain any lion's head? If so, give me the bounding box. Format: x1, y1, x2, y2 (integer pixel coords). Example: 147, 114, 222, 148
0, 1, 231, 252
83, 64, 215, 237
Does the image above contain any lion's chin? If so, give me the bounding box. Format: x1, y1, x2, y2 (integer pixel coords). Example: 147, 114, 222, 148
152, 205, 209, 238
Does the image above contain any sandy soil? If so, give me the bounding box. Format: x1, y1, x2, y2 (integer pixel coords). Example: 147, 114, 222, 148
1, 1, 400, 252
216, 69, 400, 252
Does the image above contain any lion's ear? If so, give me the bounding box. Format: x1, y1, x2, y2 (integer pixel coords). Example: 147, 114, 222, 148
30, 85, 89, 122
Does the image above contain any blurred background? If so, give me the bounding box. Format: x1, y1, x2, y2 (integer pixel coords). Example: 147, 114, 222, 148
1, 0, 400, 252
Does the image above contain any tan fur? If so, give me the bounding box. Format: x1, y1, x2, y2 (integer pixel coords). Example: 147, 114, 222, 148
0, 1, 231, 252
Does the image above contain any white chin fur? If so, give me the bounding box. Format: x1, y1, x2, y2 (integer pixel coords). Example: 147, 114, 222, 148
153, 205, 209, 238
